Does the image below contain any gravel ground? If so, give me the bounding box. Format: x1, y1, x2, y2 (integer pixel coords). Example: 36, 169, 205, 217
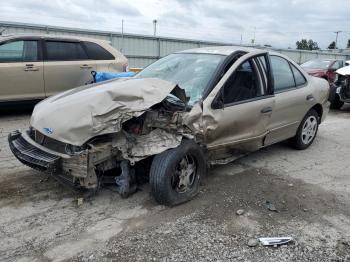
0, 105, 350, 262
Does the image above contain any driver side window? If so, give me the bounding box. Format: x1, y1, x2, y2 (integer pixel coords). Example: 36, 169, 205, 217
223, 59, 262, 105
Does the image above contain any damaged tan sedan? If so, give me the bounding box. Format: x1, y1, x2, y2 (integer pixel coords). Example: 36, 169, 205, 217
9, 46, 330, 206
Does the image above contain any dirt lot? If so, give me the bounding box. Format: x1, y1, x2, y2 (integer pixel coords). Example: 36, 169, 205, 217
1, 106, 350, 262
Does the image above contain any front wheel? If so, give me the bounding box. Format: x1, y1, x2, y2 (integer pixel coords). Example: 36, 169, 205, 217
149, 140, 206, 206
289, 109, 319, 150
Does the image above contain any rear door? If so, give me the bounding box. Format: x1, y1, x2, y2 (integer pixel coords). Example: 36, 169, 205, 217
264, 55, 311, 145
202, 52, 275, 153
43, 40, 96, 96
0, 39, 44, 102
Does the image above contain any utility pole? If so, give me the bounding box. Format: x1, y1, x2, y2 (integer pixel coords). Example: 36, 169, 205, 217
153, 19, 157, 36
251, 27, 256, 45
121, 19, 124, 52
334, 31, 342, 49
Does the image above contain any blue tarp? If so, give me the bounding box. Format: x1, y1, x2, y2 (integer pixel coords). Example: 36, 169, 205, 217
93, 71, 136, 83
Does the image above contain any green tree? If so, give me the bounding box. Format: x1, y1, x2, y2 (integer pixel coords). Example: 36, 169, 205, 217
296, 39, 320, 50
328, 41, 336, 49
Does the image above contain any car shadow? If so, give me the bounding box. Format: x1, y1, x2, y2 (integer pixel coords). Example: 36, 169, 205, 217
340, 103, 350, 111
0, 103, 35, 117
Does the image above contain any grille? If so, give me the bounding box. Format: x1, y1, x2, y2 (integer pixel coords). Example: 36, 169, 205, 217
31, 129, 68, 154
9, 131, 61, 172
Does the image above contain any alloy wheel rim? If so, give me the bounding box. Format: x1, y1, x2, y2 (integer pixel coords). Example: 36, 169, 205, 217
301, 115, 317, 144
172, 154, 197, 193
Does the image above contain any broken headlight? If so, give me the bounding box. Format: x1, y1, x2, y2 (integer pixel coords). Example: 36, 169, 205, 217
65, 144, 85, 155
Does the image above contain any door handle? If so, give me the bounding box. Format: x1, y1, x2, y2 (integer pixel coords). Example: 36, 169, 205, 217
80, 64, 93, 69
306, 94, 314, 101
24, 66, 39, 71
261, 107, 273, 114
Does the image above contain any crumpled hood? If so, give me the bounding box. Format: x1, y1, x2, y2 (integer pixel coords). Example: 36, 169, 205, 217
30, 78, 177, 146
336, 65, 350, 76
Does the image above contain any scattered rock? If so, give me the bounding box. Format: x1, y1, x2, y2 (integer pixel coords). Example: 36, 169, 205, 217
265, 201, 278, 212
247, 238, 259, 247
288, 183, 294, 187
77, 197, 84, 206
341, 239, 349, 246
236, 209, 245, 216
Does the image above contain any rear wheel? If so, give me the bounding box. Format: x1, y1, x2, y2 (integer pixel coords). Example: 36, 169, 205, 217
149, 140, 206, 206
330, 94, 344, 110
289, 109, 319, 150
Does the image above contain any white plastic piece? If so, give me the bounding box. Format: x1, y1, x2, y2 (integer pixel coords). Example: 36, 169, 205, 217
259, 237, 293, 246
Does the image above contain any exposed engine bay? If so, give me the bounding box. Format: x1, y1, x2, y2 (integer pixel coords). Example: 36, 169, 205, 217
335, 66, 350, 102
335, 74, 350, 102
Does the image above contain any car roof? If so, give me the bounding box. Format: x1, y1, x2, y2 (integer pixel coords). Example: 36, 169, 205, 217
0, 33, 110, 44
306, 58, 341, 62
177, 46, 271, 56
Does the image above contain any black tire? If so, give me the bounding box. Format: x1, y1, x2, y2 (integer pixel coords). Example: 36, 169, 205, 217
149, 139, 206, 206
289, 109, 319, 150
330, 94, 344, 110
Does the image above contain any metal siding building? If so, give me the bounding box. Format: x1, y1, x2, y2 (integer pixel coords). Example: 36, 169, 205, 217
0, 21, 348, 67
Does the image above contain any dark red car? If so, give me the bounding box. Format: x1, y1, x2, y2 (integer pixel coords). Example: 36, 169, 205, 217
301, 59, 345, 83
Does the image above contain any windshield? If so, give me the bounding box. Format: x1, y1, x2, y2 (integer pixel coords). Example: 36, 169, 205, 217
301, 60, 331, 69
136, 53, 225, 105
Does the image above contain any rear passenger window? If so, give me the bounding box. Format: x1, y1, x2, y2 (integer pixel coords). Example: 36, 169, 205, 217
270, 56, 295, 92
290, 64, 306, 86
0, 40, 39, 62
45, 41, 88, 61
83, 42, 114, 60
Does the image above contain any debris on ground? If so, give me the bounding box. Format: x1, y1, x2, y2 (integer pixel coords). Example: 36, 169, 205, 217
77, 197, 84, 206
259, 237, 293, 247
247, 238, 259, 247
236, 209, 245, 216
340, 239, 350, 246
265, 201, 278, 212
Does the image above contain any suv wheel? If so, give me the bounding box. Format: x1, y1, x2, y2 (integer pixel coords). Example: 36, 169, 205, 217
289, 109, 319, 150
149, 140, 206, 206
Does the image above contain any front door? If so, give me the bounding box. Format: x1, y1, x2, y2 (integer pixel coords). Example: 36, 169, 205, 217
43, 40, 96, 97
0, 39, 44, 102
202, 52, 275, 154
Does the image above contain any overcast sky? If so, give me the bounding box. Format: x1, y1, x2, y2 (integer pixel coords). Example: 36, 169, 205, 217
1, 0, 350, 49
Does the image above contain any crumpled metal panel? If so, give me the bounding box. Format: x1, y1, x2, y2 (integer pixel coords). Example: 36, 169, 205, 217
182, 103, 205, 137
112, 128, 182, 164
30, 78, 177, 146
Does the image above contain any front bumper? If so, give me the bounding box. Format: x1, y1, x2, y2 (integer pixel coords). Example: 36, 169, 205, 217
8, 130, 114, 189
8, 130, 61, 172
336, 86, 350, 102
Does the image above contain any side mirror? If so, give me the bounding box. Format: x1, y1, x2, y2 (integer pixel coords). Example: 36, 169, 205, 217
212, 90, 225, 109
